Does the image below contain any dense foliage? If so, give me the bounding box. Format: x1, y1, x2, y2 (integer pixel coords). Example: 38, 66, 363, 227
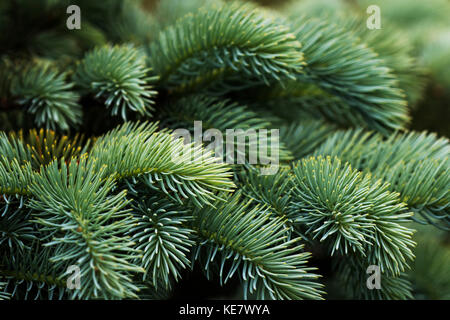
0, 0, 448, 300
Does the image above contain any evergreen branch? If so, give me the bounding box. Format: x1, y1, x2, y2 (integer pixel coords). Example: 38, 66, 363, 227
127, 194, 194, 290
0, 194, 37, 252
0, 130, 33, 164
8, 128, 91, 168
73, 44, 158, 120
0, 156, 34, 196
237, 167, 293, 223
191, 193, 324, 300
314, 129, 450, 228
0, 0, 445, 301
380, 159, 449, 228
290, 156, 415, 275
291, 18, 409, 133
314, 128, 383, 167
28, 157, 144, 299
281, 0, 426, 106
0, 128, 90, 196
88, 121, 235, 207
10, 60, 82, 131
339, 16, 426, 106
147, 2, 304, 93
0, 243, 67, 300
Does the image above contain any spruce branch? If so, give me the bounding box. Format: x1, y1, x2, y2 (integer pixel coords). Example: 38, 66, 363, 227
28, 157, 143, 299
338, 16, 425, 106
147, 2, 304, 93
315, 129, 450, 229
0, 130, 33, 164
8, 128, 91, 168
290, 18, 409, 133
191, 192, 324, 300
161, 95, 272, 132
88, 121, 235, 207
0, 128, 91, 195
73, 44, 158, 120
289, 156, 415, 276
127, 194, 195, 290
0, 156, 34, 196
281, 0, 425, 106
10, 60, 82, 131
0, 194, 37, 252
237, 167, 293, 224
0, 243, 67, 300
